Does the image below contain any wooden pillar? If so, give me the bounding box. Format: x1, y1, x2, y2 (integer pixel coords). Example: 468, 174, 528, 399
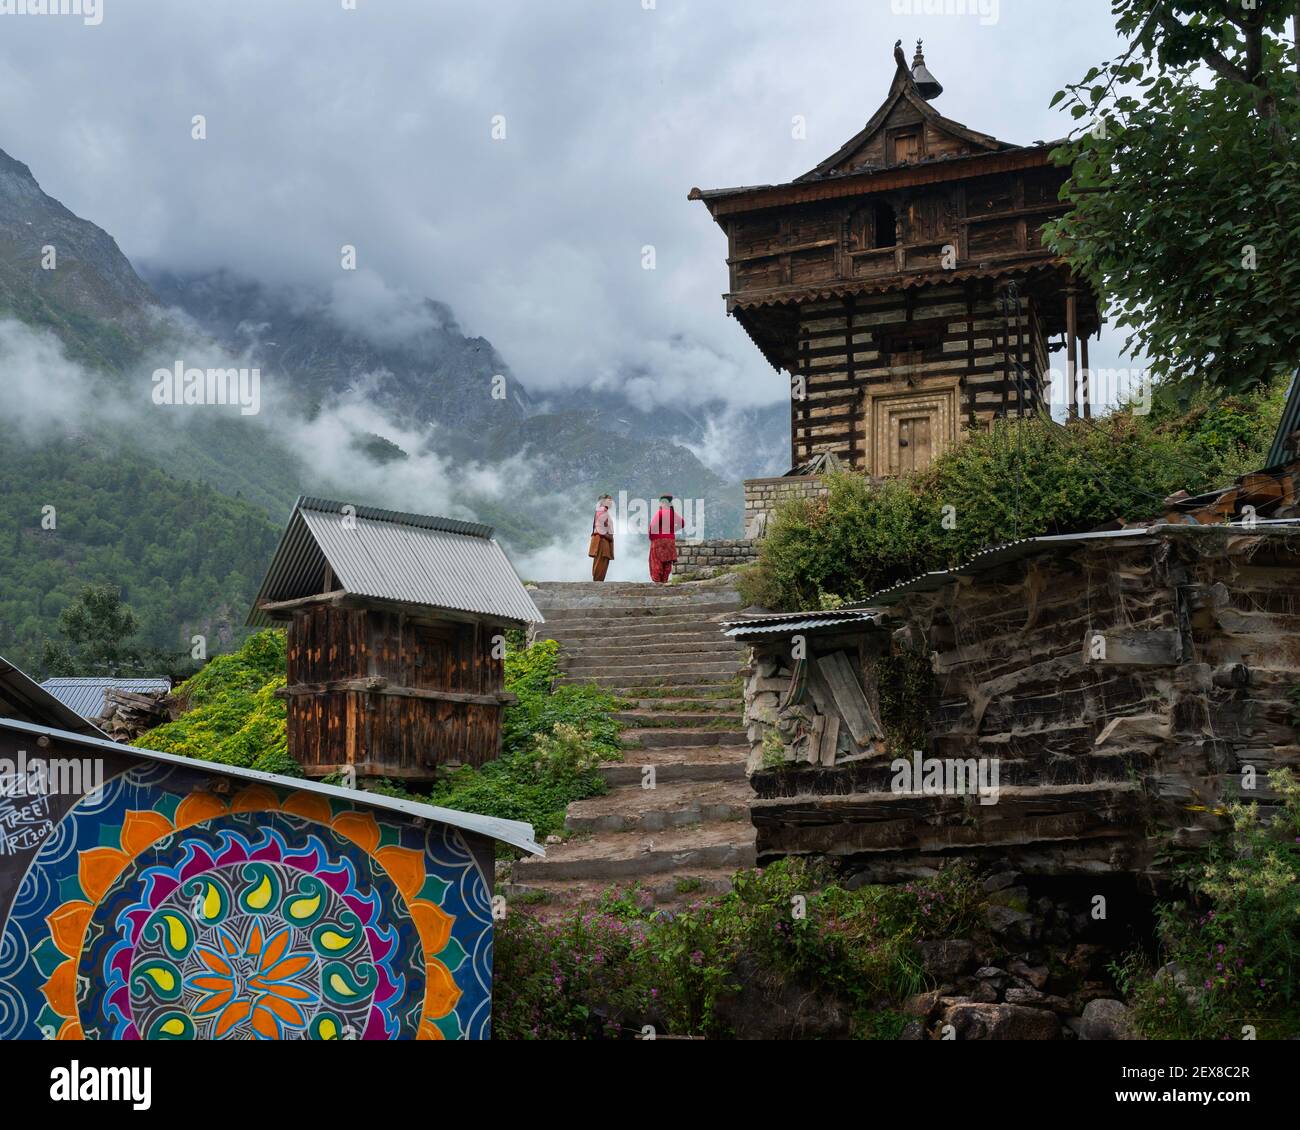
999, 286, 1011, 418
1080, 331, 1091, 419
1065, 285, 1079, 421
844, 296, 858, 468
1014, 290, 1026, 418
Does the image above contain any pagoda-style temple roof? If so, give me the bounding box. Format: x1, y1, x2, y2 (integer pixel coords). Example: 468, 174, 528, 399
688, 41, 1097, 377
689, 40, 1054, 220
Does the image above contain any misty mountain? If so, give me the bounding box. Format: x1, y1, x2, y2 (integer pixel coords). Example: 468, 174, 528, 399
0, 144, 757, 669
0, 148, 157, 371
140, 265, 748, 531
144, 267, 535, 433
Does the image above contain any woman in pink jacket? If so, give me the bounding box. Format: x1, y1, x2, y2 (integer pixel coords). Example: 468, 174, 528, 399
648, 494, 684, 584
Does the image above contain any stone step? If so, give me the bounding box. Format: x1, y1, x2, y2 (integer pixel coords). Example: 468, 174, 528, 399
531, 578, 739, 592
557, 640, 742, 660
621, 727, 746, 749
563, 658, 741, 678
534, 626, 731, 645
612, 710, 741, 728
535, 603, 743, 629
530, 579, 741, 603
511, 821, 756, 882
600, 749, 748, 786
618, 691, 743, 707
564, 779, 752, 834
568, 672, 742, 690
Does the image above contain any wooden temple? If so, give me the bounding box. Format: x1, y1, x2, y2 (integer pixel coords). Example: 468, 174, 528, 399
690, 40, 1102, 478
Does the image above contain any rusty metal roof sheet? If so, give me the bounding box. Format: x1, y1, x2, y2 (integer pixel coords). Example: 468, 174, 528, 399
0, 717, 543, 856
247, 496, 542, 627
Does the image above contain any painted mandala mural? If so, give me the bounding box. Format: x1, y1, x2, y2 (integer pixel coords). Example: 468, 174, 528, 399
0, 764, 494, 1040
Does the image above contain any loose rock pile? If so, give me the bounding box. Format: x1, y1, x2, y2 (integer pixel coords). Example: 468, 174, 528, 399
899, 870, 1137, 1040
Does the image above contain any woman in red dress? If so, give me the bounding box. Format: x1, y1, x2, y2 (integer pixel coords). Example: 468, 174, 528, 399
648, 494, 684, 584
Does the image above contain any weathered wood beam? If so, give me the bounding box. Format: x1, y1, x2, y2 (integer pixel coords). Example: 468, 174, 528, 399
277, 679, 517, 707
258, 590, 349, 615
302, 762, 444, 781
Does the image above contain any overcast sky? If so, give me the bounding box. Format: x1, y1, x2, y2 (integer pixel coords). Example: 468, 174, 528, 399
1, 0, 1137, 411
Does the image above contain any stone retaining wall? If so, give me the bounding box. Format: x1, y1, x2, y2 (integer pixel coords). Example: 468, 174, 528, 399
743, 474, 828, 538
675, 538, 759, 578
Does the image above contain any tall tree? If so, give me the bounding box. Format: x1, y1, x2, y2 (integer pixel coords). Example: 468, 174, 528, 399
41, 583, 144, 677
1046, 0, 1300, 393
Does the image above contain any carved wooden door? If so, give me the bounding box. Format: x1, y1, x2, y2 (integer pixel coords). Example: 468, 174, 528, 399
896, 414, 933, 475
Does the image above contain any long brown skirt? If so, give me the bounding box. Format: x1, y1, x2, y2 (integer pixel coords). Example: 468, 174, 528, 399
591, 535, 614, 581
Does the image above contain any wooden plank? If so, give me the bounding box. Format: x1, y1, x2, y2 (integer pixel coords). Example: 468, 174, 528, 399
816, 650, 885, 746
808, 713, 826, 765
258, 590, 349, 615
818, 712, 841, 767
277, 679, 516, 707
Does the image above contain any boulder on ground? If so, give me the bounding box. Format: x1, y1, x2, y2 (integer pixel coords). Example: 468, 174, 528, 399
939, 1002, 1061, 1040
918, 938, 976, 980
1080, 998, 1136, 1041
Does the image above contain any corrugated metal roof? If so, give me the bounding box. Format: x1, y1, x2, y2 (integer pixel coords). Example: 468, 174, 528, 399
1267, 371, 1300, 468
0, 657, 106, 737
0, 717, 543, 856
248, 496, 543, 627
40, 677, 171, 720
849, 527, 1159, 608
726, 523, 1300, 639
724, 611, 888, 639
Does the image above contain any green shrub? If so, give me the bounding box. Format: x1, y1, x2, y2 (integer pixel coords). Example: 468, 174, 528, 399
494, 858, 987, 1039
135, 631, 296, 774
423, 639, 623, 843
740, 385, 1284, 614
1116, 769, 1300, 1039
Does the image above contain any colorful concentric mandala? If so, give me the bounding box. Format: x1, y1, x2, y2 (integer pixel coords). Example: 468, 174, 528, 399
0, 766, 493, 1040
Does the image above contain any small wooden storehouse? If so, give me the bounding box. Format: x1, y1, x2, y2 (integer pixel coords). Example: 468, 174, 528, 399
249, 496, 543, 784
690, 40, 1102, 478
0, 656, 541, 1041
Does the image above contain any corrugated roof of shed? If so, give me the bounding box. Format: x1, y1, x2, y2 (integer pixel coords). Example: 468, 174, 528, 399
248, 496, 543, 627
40, 677, 171, 720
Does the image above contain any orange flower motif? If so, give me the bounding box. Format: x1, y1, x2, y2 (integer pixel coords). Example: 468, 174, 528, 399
189, 923, 316, 1040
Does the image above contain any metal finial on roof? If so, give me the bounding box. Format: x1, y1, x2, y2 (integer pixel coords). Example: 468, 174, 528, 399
911, 39, 943, 100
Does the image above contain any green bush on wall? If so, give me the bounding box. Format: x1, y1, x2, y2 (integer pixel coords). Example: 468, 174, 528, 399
740, 383, 1286, 614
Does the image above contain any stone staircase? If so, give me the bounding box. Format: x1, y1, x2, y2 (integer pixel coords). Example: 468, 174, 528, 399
506, 576, 756, 910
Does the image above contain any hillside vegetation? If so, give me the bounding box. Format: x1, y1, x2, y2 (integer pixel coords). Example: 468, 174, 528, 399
0, 433, 281, 673
135, 630, 622, 844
